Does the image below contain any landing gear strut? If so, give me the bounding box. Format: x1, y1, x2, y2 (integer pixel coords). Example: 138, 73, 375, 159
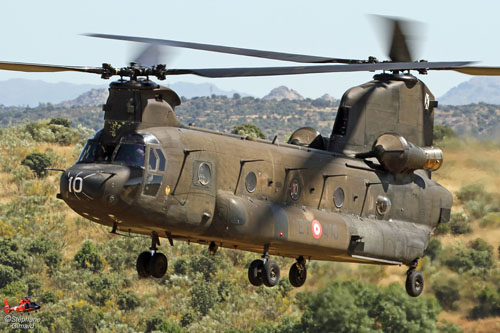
247, 245, 280, 287
289, 256, 307, 288
405, 260, 424, 297
136, 231, 168, 279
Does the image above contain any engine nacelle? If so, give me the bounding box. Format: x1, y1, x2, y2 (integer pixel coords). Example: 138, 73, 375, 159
372, 133, 443, 174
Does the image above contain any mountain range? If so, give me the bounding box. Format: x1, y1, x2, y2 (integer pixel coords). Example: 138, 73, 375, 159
1, 76, 500, 106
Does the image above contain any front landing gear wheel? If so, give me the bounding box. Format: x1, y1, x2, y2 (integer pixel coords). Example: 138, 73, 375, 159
261, 261, 280, 287
289, 263, 307, 287
406, 270, 424, 297
248, 259, 264, 286
149, 252, 168, 278
136, 251, 152, 278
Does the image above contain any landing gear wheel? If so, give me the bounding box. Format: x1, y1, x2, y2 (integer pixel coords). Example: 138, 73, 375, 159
406, 270, 424, 297
289, 263, 307, 288
261, 261, 280, 287
136, 251, 152, 278
149, 252, 168, 278
248, 259, 264, 286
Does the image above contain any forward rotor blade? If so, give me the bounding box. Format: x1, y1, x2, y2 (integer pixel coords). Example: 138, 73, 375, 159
166, 61, 473, 78
451, 66, 500, 76
0, 61, 103, 74
86, 33, 366, 65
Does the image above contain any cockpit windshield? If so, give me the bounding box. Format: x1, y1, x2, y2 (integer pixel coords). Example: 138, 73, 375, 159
78, 140, 116, 163
77, 133, 150, 168
114, 143, 145, 168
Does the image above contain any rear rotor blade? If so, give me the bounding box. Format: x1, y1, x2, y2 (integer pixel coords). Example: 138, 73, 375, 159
0, 61, 104, 74
166, 61, 473, 78
86, 33, 366, 65
388, 19, 413, 62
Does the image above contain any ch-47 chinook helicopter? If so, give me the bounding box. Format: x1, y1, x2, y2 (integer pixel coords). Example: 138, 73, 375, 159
1, 18, 499, 297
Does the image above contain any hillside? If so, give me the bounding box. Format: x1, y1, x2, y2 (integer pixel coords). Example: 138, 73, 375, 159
439, 77, 500, 105
0, 89, 498, 142
0, 118, 498, 331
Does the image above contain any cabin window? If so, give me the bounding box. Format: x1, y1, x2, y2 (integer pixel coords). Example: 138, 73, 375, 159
114, 144, 145, 168
332, 106, 350, 136
289, 179, 301, 200
198, 162, 212, 186
333, 187, 345, 208
245, 172, 257, 193
143, 174, 162, 196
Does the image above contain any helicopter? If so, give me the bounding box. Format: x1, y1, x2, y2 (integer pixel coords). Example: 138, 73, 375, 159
1, 18, 498, 297
3, 297, 41, 314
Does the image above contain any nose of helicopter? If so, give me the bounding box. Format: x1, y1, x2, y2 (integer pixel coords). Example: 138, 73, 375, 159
59, 164, 134, 207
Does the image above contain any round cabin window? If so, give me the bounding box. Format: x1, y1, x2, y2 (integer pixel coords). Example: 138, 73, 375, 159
333, 187, 345, 208
245, 171, 257, 193
289, 179, 301, 200
376, 196, 392, 215
198, 162, 211, 186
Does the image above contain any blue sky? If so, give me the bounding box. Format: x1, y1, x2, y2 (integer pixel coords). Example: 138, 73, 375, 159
1, 0, 499, 98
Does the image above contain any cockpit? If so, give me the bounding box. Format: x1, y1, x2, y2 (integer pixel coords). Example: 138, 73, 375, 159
78, 132, 147, 168
75, 131, 167, 199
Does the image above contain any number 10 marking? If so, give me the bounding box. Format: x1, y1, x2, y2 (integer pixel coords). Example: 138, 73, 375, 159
68, 176, 83, 193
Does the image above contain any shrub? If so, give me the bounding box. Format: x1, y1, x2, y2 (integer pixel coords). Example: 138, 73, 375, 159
470, 285, 500, 319
445, 238, 494, 274
21, 152, 53, 178
190, 281, 219, 316
70, 303, 103, 333
117, 290, 140, 311
49, 117, 72, 128
145, 314, 182, 333
449, 211, 472, 235
44, 249, 62, 270
456, 183, 489, 203
433, 278, 460, 310
73, 241, 105, 273
231, 123, 266, 139
480, 212, 500, 228
0, 265, 18, 289
433, 125, 456, 142
424, 238, 442, 261
173, 258, 189, 275
41, 290, 58, 304
87, 274, 116, 306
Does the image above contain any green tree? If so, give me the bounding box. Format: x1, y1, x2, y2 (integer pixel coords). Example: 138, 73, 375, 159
73, 241, 105, 273
294, 281, 442, 333
21, 152, 53, 178
231, 123, 266, 139
433, 125, 456, 142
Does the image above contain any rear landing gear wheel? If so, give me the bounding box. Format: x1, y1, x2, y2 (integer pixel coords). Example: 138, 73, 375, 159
149, 252, 168, 278
289, 262, 307, 288
261, 261, 280, 287
248, 259, 264, 286
406, 270, 424, 297
136, 251, 152, 278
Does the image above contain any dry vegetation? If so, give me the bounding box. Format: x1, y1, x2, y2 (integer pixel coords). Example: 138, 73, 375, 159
0, 121, 498, 332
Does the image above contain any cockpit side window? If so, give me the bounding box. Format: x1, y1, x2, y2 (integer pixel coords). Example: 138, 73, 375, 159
114, 144, 145, 168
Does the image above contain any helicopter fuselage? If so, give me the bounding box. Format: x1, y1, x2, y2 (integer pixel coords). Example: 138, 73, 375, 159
60, 123, 451, 266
